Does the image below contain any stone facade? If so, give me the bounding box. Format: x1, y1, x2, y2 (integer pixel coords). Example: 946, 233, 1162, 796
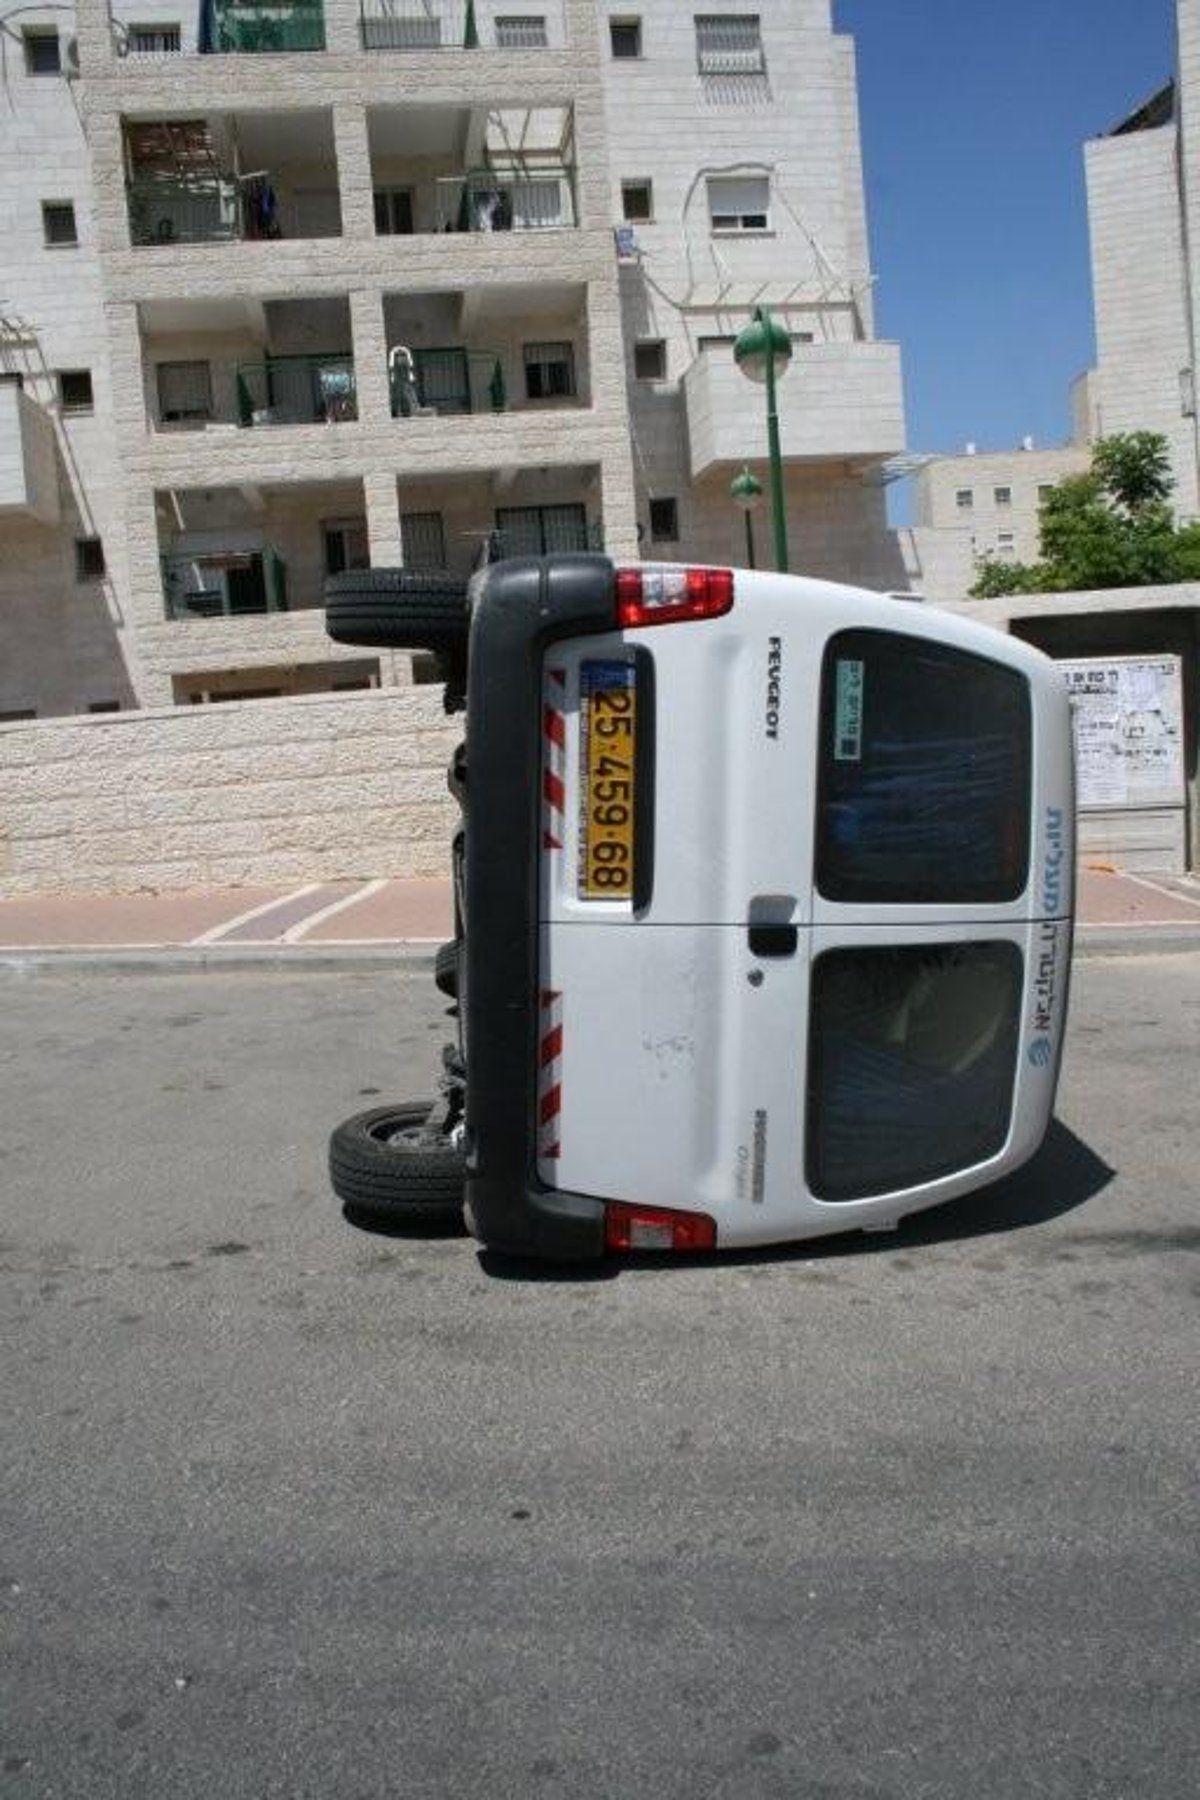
0, 688, 459, 896
907, 444, 1090, 604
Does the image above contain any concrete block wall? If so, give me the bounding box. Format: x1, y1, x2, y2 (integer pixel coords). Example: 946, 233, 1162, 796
0, 688, 460, 896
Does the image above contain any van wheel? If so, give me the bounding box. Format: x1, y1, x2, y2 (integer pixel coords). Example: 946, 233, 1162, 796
434, 940, 459, 999
330, 1101, 465, 1231
324, 569, 468, 650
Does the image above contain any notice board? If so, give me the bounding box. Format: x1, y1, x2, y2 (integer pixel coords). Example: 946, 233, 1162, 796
1059, 655, 1185, 811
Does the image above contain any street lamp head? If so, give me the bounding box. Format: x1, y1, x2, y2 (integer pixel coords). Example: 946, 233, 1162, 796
733, 306, 793, 384
730, 465, 764, 512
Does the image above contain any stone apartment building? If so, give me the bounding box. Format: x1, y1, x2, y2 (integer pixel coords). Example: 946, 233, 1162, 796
0, 0, 906, 723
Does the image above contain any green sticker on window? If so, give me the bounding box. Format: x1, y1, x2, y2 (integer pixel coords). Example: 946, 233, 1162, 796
834, 659, 864, 761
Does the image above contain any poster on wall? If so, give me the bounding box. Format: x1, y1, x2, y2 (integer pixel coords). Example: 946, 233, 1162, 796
1059, 655, 1185, 810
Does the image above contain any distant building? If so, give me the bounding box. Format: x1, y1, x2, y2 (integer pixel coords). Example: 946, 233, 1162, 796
907, 442, 1090, 600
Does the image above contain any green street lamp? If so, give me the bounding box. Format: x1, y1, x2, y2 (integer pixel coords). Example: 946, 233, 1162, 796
729, 464, 764, 570
733, 304, 792, 573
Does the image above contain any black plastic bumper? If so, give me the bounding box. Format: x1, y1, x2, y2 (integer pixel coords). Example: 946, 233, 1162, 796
462, 554, 617, 1261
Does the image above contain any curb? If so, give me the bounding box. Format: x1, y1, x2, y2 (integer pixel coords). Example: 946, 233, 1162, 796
0, 944, 437, 978
1073, 925, 1200, 959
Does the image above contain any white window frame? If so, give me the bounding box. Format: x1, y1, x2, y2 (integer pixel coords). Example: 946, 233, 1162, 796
706, 174, 770, 233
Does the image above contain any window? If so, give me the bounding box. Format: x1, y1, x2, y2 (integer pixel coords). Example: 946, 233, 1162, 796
695, 14, 765, 75
495, 503, 588, 557
57, 370, 94, 414
706, 175, 769, 232
1037, 483, 1055, 500
634, 340, 666, 380
649, 496, 678, 541
816, 629, 1031, 905
128, 24, 182, 52
955, 487, 974, 510
157, 361, 213, 423
806, 942, 1023, 1202
400, 511, 447, 571
23, 29, 61, 74
75, 538, 106, 582
495, 15, 547, 47
42, 202, 77, 247
87, 700, 121, 713
621, 180, 653, 223
523, 341, 575, 400
374, 188, 414, 236
0, 709, 36, 723
609, 17, 641, 56
996, 531, 1015, 560
322, 519, 370, 577
993, 485, 1012, 507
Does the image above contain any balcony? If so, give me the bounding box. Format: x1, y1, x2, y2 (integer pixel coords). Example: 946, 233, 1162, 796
0, 383, 59, 524
162, 546, 288, 618
360, 2, 562, 50
125, 114, 341, 248
434, 167, 575, 233
236, 354, 357, 426
389, 347, 505, 418
682, 341, 905, 478
199, 0, 326, 53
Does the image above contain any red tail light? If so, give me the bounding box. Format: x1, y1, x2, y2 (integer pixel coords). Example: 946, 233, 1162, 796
604, 1200, 717, 1253
615, 565, 734, 629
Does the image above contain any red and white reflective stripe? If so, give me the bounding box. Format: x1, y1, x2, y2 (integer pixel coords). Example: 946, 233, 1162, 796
542, 667, 567, 851
537, 987, 563, 1161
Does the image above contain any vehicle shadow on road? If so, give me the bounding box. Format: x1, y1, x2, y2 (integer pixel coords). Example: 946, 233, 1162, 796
476, 1117, 1114, 1282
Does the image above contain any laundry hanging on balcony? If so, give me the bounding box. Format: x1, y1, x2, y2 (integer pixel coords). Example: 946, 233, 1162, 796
240, 173, 280, 239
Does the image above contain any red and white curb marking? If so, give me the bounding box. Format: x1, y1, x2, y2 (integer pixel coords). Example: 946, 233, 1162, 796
542, 667, 567, 852
537, 987, 563, 1162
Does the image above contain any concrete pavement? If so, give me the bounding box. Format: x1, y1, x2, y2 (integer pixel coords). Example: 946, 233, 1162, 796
1, 863, 1200, 971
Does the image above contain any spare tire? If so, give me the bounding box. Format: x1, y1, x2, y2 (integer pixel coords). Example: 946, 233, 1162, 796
330, 1101, 465, 1231
325, 568, 468, 650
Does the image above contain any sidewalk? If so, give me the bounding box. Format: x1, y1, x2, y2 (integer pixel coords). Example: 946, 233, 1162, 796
1, 866, 1199, 971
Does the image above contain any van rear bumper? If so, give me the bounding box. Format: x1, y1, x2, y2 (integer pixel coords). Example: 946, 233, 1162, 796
462, 554, 616, 1261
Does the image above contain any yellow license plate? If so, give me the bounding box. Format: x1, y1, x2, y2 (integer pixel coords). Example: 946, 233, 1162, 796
579, 660, 636, 900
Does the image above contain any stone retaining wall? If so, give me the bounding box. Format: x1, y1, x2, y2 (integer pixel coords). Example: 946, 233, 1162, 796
0, 690, 459, 897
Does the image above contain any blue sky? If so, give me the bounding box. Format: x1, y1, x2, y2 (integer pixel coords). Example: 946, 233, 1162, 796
832, 0, 1176, 463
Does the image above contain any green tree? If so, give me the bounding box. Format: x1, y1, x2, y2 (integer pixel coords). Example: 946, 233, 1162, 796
968, 431, 1192, 597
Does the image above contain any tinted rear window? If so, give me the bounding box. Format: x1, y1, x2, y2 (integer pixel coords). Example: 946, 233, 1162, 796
816, 630, 1031, 904
807, 940, 1023, 1201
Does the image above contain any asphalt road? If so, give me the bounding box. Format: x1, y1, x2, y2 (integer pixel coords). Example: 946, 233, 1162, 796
2, 956, 1198, 1800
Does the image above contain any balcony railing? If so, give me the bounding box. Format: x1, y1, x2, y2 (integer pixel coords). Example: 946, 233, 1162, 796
199, 0, 326, 53
128, 177, 242, 246
359, 1, 477, 49
434, 169, 576, 233
162, 547, 288, 619
235, 355, 357, 425
390, 346, 506, 417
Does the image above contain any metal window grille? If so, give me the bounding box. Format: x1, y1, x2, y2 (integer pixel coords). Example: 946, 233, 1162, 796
495, 14, 547, 47
129, 25, 182, 52
157, 361, 213, 422
523, 341, 575, 400
400, 511, 448, 570
42, 202, 77, 246
695, 14, 764, 75
494, 503, 587, 557
373, 188, 414, 235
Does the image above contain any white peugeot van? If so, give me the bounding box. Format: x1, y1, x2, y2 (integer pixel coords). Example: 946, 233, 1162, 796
326, 555, 1074, 1262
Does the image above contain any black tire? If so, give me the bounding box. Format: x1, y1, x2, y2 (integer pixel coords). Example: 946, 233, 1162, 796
324, 569, 468, 650
330, 1101, 465, 1231
434, 939, 460, 999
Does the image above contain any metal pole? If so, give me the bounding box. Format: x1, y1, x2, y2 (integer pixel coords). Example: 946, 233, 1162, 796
744, 510, 756, 569
760, 306, 789, 573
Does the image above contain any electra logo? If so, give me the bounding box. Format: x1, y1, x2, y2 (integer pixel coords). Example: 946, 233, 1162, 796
1043, 806, 1065, 916
1028, 1037, 1052, 1068
765, 638, 783, 740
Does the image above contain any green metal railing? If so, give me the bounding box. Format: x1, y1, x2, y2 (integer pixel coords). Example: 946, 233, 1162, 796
434, 168, 576, 233
204, 0, 326, 53
236, 354, 357, 426
162, 547, 288, 619
127, 177, 241, 245
390, 347, 506, 417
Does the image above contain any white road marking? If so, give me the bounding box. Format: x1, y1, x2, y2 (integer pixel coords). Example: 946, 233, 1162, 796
282, 879, 387, 942
191, 883, 324, 944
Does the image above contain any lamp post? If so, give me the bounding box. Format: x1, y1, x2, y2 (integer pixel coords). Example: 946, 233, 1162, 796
733, 304, 792, 573
729, 465, 763, 569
